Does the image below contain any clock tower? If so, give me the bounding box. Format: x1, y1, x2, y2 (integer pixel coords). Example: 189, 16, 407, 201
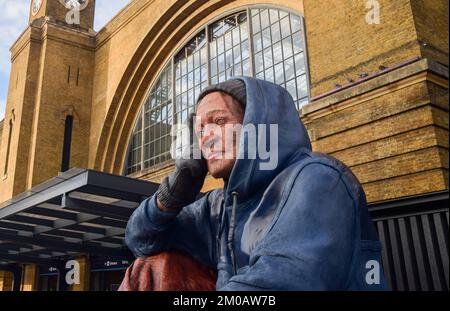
0, 0, 96, 201
29, 0, 96, 31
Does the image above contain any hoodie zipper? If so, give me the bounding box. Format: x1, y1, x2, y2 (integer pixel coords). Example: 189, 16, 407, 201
227, 191, 239, 275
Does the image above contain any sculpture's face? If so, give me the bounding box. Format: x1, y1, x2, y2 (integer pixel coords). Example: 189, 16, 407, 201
195, 92, 244, 180
32, 0, 42, 16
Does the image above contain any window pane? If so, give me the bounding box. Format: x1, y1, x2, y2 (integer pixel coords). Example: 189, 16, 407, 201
201, 47, 208, 64
235, 63, 242, 76
219, 71, 226, 82
175, 62, 181, 76
233, 45, 242, 63
188, 89, 194, 107
181, 75, 187, 93
181, 92, 188, 111
226, 49, 233, 69
217, 36, 224, 54
290, 14, 301, 33
265, 67, 274, 83
286, 78, 297, 101
252, 13, 260, 33
282, 37, 293, 58
269, 9, 279, 24
210, 40, 217, 58
188, 70, 194, 88
262, 28, 271, 49
210, 58, 217, 76
271, 23, 281, 43
275, 62, 284, 84
243, 58, 251, 75
273, 41, 283, 64
187, 54, 193, 72
232, 27, 240, 46
297, 74, 308, 98
194, 85, 200, 102
263, 47, 273, 68
175, 79, 181, 94
253, 32, 262, 52
181, 109, 188, 123
194, 67, 200, 85
225, 31, 232, 50
260, 9, 269, 29
242, 39, 249, 59
256, 70, 264, 80
294, 52, 305, 75
181, 59, 186, 76
193, 51, 200, 68
285, 57, 295, 81
211, 20, 223, 39
280, 17, 291, 38
218, 53, 225, 72
201, 64, 207, 82
240, 22, 248, 39
255, 51, 263, 73
293, 33, 303, 54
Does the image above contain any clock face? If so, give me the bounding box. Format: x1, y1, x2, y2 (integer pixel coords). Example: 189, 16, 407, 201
31, 0, 42, 16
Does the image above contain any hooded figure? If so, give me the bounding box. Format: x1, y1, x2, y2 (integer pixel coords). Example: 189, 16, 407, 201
123, 76, 387, 290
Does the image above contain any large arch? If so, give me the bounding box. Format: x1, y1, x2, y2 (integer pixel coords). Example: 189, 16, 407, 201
93, 0, 304, 175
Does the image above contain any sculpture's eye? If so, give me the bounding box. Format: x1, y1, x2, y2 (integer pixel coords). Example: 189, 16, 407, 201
215, 117, 226, 126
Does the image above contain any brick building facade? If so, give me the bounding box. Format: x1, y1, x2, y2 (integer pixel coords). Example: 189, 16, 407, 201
0, 0, 448, 291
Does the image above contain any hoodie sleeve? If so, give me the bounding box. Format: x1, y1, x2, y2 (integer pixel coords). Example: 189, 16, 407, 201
219, 163, 357, 290
124, 190, 220, 268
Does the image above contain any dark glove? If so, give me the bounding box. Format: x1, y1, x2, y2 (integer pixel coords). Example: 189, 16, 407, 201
156, 113, 207, 210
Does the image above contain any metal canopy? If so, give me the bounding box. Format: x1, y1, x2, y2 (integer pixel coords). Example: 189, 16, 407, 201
0, 168, 159, 266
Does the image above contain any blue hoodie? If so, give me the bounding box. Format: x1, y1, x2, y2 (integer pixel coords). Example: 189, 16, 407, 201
125, 76, 388, 290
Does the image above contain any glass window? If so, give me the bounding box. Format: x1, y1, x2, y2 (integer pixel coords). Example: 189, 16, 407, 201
252, 13, 260, 33
260, 9, 270, 30
269, 9, 279, 24
125, 7, 309, 175
271, 23, 281, 43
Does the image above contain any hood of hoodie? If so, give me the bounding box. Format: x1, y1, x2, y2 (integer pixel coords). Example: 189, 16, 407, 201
219, 76, 312, 206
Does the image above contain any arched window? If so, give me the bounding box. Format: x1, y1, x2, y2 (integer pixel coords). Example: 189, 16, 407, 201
125, 6, 309, 175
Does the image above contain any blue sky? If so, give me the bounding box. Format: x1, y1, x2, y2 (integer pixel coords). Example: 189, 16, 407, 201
0, 0, 130, 121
